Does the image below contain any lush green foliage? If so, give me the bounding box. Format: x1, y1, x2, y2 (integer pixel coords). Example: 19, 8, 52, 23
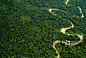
0, 0, 86, 58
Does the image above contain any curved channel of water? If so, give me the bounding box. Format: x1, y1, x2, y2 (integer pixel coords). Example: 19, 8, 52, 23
49, 0, 84, 58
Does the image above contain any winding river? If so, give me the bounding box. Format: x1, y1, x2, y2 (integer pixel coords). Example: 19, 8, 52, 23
65, 0, 69, 5
49, 0, 84, 58
77, 6, 84, 17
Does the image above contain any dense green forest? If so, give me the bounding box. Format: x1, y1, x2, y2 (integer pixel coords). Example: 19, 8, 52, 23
0, 0, 86, 58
